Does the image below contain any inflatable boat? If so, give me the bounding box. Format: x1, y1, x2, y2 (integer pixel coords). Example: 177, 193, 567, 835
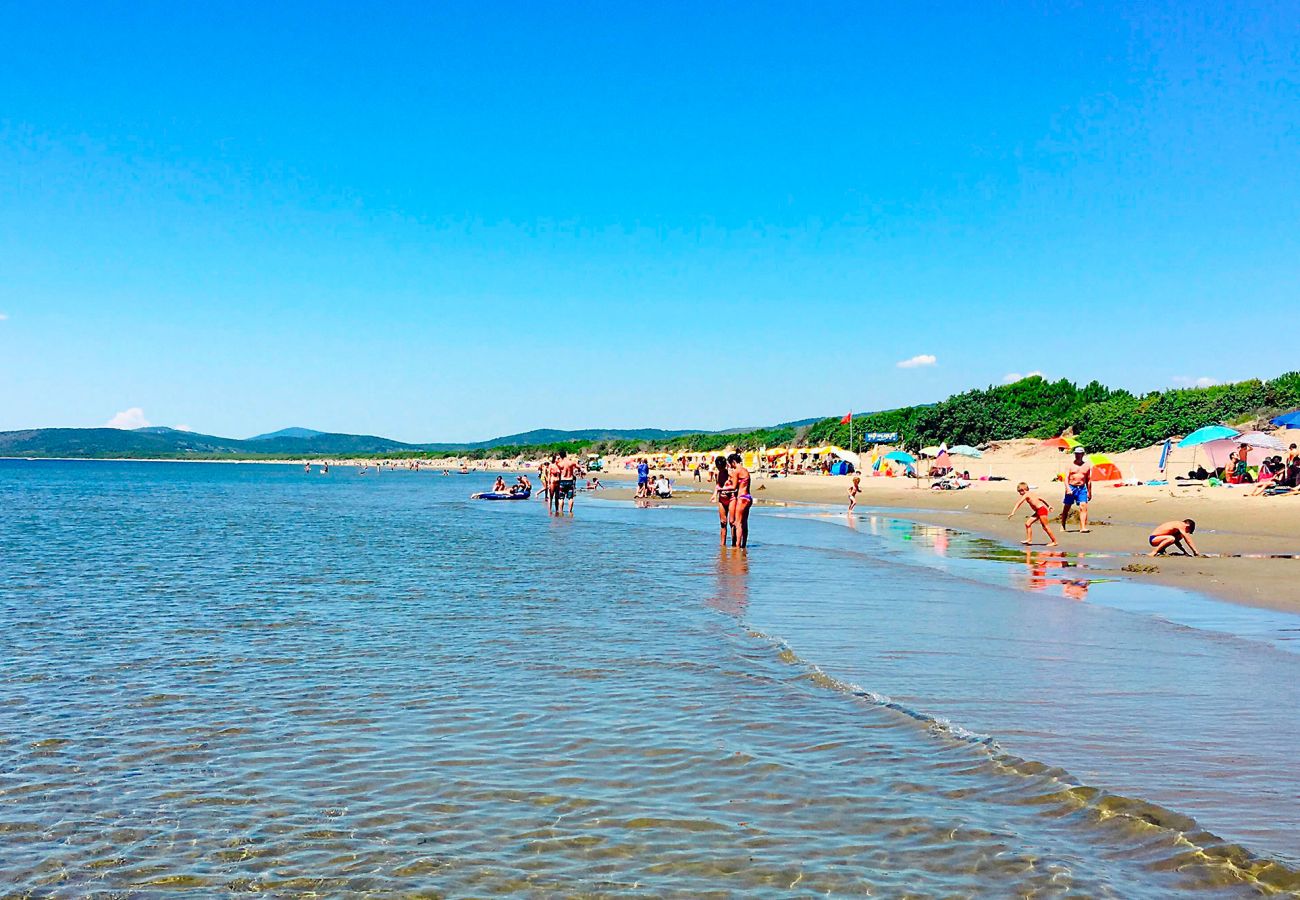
471, 489, 531, 501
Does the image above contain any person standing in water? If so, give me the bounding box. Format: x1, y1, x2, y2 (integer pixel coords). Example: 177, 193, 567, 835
546, 454, 564, 514
555, 449, 580, 515
727, 452, 753, 549
847, 475, 861, 512
710, 455, 735, 542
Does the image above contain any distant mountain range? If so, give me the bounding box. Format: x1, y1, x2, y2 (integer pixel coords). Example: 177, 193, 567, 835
0, 424, 735, 459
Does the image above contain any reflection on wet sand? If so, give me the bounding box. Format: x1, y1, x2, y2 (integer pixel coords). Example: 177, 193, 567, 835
1023, 548, 1091, 600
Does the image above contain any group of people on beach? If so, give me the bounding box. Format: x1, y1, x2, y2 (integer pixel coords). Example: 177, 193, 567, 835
1006, 445, 1202, 556
707, 453, 753, 548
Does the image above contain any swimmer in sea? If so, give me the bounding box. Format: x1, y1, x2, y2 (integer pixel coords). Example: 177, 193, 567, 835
1008, 482, 1059, 547
1148, 519, 1200, 557
711, 455, 734, 543
727, 452, 753, 549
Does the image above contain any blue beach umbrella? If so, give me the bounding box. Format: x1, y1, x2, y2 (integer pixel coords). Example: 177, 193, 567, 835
1271, 410, 1300, 429
883, 451, 916, 465
948, 445, 983, 458
1178, 425, 1239, 447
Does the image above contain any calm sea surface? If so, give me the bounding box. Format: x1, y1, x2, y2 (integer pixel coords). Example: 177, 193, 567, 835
1, 460, 1297, 896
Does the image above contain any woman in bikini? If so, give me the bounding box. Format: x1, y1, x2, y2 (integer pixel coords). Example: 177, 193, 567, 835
711, 455, 734, 542
727, 452, 753, 549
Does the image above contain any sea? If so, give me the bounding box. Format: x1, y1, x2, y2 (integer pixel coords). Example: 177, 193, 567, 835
1, 460, 1298, 896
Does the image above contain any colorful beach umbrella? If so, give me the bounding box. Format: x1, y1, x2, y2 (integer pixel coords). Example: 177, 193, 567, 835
1041, 436, 1080, 450
948, 445, 983, 458
1271, 410, 1300, 429
1178, 425, 1238, 447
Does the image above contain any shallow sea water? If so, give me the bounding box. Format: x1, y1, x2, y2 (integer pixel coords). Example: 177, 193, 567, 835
1, 461, 1297, 896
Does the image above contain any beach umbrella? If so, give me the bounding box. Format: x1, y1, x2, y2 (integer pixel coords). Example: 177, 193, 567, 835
1041, 436, 1080, 450
1158, 438, 1172, 472
948, 445, 983, 458
835, 449, 862, 468
1233, 431, 1286, 451
883, 451, 916, 464
1271, 410, 1300, 429
1178, 425, 1238, 447
919, 446, 942, 457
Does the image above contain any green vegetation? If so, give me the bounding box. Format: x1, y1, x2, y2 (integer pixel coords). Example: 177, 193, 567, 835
798, 372, 1300, 454
5, 372, 1298, 461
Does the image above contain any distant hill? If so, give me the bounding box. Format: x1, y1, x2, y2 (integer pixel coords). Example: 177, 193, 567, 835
0, 425, 707, 458
474, 427, 701, 448
248, 427, 324, 441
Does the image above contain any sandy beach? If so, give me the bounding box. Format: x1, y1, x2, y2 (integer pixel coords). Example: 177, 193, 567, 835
594, 433, 1300, 613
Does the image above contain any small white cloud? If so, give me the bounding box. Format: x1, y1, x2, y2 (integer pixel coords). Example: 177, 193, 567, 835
0, 313, 8, 321
1003, 370, 1045, 383
1172, 376, 1218, 389
897, 354, 937, 369
174, 424, 193, 432
105, 407, 150, 429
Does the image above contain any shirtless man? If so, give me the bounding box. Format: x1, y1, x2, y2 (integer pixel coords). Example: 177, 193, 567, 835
555, 449, 581, 515
1060, 446, 1092, 533
1148, 519, 1200, 557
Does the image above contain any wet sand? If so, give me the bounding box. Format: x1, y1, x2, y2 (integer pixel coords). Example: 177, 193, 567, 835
601, 476, 1300, 613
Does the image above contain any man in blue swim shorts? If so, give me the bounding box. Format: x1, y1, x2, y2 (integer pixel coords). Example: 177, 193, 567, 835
1059, 446, 1093, 533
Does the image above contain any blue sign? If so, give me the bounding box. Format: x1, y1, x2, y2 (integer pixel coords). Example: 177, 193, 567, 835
864, 432, 899, 443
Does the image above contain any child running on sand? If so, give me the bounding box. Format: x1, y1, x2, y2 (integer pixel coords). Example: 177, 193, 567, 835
1008, 482, 1059, 547
1148, 520, 1200, 556
847, 475, 861, 512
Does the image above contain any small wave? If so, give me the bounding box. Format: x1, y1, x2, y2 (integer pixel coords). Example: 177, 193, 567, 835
744, 626, 1300, 895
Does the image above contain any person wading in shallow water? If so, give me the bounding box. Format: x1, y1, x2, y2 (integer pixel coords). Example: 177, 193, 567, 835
711, 454, 735, 543
555, 449, 580, 515
727, 452, 753, 549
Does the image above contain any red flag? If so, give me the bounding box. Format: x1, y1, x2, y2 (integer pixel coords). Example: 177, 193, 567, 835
840, 412, 852, 425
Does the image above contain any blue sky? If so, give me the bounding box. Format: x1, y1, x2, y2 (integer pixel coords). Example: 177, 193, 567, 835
2, 2, 1297, 441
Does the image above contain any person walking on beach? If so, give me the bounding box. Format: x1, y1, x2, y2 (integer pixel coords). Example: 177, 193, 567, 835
1060, 446, 1092, 533
847, 475, 861, 512
728, 453, 753, 549
1148, 519, 1200, 556
711, 454, 735, 543
1009, 482, 1059, 547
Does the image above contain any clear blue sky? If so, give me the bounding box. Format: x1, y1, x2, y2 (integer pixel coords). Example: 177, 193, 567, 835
2, 2, 1297, 441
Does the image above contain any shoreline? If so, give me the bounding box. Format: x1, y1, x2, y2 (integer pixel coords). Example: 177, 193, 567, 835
597, 478, 1300, 614
10, 455, 1296, 613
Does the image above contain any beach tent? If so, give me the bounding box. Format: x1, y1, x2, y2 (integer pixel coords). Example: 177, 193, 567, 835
1179, 425, 1238, 447
1271, 411, 1300, 429
948, 445, 983, 458
1199, 432, 1286, 470
1088, 454, 1123, 481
